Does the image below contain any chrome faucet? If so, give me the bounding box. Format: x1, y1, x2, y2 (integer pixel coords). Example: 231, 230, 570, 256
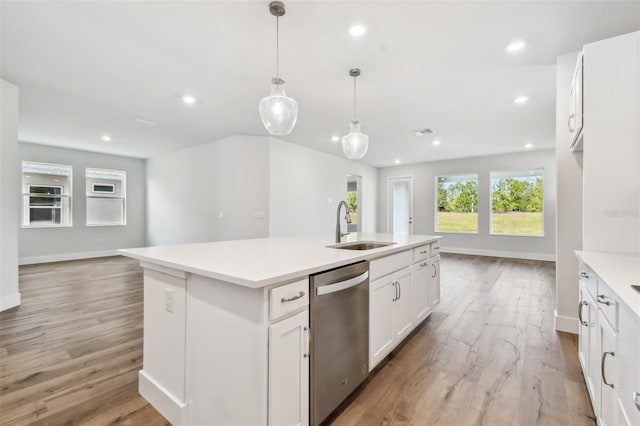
335, 200, 353, 243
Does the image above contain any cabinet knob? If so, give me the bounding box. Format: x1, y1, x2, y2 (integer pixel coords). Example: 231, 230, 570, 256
420, 262, 428, 267
579, 271, 589, 279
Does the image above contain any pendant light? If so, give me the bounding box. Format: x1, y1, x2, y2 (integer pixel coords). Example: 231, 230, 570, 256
259, 1, 298, 136
341, 68, 369, 159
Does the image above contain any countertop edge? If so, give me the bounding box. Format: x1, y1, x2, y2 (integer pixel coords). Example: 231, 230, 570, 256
119, 236, 441, 289
574, 250, 640, 318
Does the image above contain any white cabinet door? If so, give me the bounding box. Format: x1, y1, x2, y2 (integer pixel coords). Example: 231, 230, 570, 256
411, 260, 430, 325
599, 310, 619, 426
369, 277, 394, 369
428, 256, 440, 308
268, 310, 309, 426
392, 270, 413, 343
578, 285, 590, 375
616, 304, 640, 426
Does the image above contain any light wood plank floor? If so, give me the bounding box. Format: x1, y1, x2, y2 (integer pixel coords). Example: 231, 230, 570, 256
0, 254, 595, 425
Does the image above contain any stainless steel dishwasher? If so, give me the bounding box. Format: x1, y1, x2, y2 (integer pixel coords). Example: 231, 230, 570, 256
310, 261, 369, 425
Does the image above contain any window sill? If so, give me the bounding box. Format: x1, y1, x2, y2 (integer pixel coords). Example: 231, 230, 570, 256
86, 223, 127, 227
435, 231, 479, 235
22, 224, 72, 229
489, 233, 545, 238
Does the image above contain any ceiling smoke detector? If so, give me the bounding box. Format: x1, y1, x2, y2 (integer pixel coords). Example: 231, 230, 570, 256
413, 128, 434, 136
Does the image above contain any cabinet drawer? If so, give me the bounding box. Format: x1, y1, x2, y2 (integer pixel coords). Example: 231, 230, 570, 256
370, 250, 412, 281
579, 262, 598, 298
595, 280, 619, 332
413, 245, 430, 262
430, 242, 441, 257
270, 279, 309, 321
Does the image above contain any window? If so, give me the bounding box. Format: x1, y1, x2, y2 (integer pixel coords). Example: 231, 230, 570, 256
22, 162, 73, 227
490, 169, 544, 236
86, 168, 126, 226
435, 174, 478, 233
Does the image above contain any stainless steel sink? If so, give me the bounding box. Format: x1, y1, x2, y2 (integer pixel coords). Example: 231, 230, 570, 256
327, 241, 396, 250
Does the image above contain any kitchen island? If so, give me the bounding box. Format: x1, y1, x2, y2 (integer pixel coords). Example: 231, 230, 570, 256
120, 233, 441, 425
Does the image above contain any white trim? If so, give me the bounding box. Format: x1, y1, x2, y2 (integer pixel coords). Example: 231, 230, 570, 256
440, 246, 555, 262
19, 249, 118, 265
138, 370, 187, 425
0, 292, 21, 312
554, 310, 579, 334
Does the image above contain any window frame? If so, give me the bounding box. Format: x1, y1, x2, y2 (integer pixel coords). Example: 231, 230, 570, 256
434, 173, 479, 235
489, 168, 545, 238
22, 161, 73, 228
85, 167, 127, 227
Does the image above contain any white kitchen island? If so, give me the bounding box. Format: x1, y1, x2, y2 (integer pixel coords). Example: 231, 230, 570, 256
120, 233, 441, 426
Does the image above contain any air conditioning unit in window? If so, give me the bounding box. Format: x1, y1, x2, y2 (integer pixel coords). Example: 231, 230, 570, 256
92, 183, 115, 194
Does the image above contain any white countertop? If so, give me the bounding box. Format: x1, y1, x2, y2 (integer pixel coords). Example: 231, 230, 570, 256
120, 233, 441, 288
575, 250, 640, 317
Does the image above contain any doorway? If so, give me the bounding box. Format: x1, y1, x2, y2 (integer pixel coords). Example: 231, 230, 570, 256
347, 175, 362, 232
388, 177, 413, 235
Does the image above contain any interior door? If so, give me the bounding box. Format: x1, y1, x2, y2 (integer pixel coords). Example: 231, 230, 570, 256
389, 177, 413, 235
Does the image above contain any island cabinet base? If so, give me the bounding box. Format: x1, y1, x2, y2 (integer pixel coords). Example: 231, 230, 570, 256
139, 262, 307, 426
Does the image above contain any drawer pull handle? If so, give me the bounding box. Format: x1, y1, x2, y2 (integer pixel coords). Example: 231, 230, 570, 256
579, 272, 589, 279
633, 391, 640, 412
433, 246, 440, 250
281, 291, 305, 303
303, 326, 311, 358
420, 250, 428, 254
420, 262, 428, 267
596, 295, 611, 306
432, 264, 437, 278
601, 351, 615, 389
578, 301, 588, 326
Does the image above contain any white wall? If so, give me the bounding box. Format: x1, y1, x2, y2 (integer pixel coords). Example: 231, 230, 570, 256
377, 150, 557, 260
146, 135, 269, 246
555, 51, 583, 334
269, 137, 378, 237
18, 143, 146, 263
1, 79, 20, 311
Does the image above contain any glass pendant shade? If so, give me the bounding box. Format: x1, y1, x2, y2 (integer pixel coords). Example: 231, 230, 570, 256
341, 120, 369, 160
259, 78, 298, 136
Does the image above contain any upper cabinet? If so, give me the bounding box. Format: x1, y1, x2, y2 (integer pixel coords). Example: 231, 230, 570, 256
569, 52, 584, 151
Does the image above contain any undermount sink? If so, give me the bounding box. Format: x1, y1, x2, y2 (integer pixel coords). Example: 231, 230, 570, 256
327, 241, 396, 251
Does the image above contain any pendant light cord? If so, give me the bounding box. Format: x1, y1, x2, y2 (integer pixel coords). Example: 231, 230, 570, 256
276, 16, 280, 79
353, 75, 357, 121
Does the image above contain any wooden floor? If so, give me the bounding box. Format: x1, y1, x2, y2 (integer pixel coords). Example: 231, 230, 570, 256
0, 254, 594, 426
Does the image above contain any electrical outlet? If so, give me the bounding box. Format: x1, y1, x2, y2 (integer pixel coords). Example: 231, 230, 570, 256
165, 288, 174, 313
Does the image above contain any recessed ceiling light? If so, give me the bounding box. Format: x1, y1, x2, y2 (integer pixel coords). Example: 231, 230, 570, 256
432, 140, 441, 146
504, 38, 527, 53
331, 135, 340, 142
182, 95, 197, 105
513, 95, 529, 104
101, 135, 111, 142
394, 159, 401, 165
524, 143, 534, 149
349, 24, 367, 37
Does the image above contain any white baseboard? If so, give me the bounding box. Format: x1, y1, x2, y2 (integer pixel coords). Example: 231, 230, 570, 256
441, 246, 556, 262
19, 249, 119, 265
139, 370, 187, 425
0, 292, 21, 312
555, 310, 578, 334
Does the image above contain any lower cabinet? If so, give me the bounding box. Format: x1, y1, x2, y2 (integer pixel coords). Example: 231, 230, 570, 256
428, 255, 440, 307
369, 268, 413, 369
577, 262, 640, 426
411, 260, 430, 324
268, 310, 310, 426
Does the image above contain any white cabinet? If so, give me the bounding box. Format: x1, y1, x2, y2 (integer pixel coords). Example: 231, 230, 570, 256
578, 260, 640, 426
428, 255, 440, 307
392, 270, 413, 343
370, 276, 395, 368
411, 260, 430, 324
569, 51, 584, 151
369, 268, 413, 369
268, 310, 310, 426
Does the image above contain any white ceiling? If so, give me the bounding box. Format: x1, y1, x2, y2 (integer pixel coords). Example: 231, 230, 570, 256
2, 1, 639, 165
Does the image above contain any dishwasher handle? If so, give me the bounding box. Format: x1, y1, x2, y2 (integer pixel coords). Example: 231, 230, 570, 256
316, 271, 368, 296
